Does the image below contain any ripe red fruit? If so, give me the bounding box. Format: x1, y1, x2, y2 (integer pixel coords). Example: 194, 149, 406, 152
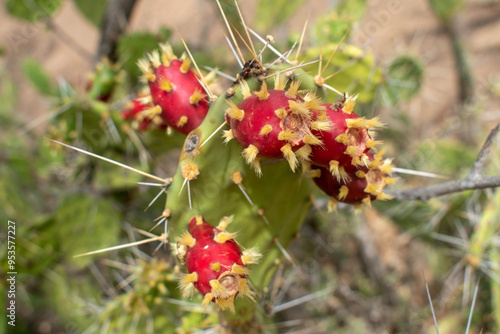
309, 96, 383, 181
138, 44, 209, 135
310, 152, 395, 210
224, 80, 328, 174
176, 216, 259, 311
121, 95, 156, 131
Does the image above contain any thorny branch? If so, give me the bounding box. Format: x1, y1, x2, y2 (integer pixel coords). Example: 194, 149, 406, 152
467, 122, 500, 180
389, 123, 500, 201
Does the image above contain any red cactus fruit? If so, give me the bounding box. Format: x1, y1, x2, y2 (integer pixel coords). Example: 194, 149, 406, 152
137, 44, 209, 135
224, 79, 329, 174
121, 94, 158, 131
176, 216, 260, 311
308, 95, 383, 182
310, 151, 395, 211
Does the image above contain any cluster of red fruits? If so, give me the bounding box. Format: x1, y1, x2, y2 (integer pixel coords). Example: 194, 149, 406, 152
123, 44, 395, 310
224, 78, 395, 211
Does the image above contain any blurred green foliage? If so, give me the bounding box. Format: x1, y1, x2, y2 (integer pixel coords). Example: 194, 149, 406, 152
22, 57, 57, 96
5, 0, 64, 22
428, 0, 464, 23
491, 246, 500, 332
53, 194, 121, 266
311, 0, 367, 44
384, 54, 425, 104
73, 0, 108, 26
254, 0, 306, 31
0, 69, 18, 122
118, 28, 171, 80
304, 43, 383, 104
415, 139, 477, 176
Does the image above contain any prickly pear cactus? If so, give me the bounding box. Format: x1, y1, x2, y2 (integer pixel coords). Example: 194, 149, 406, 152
87, 58, 123, 102
41, 4, 400, 333
126, 36, 395, 330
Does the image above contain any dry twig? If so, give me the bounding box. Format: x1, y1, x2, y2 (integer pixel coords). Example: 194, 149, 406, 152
389, 123, 500, 201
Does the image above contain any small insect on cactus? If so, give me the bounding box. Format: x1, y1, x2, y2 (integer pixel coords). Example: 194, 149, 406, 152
224, 77, 330, 174
137, 43, 210, 134
176, 215, 260, 311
